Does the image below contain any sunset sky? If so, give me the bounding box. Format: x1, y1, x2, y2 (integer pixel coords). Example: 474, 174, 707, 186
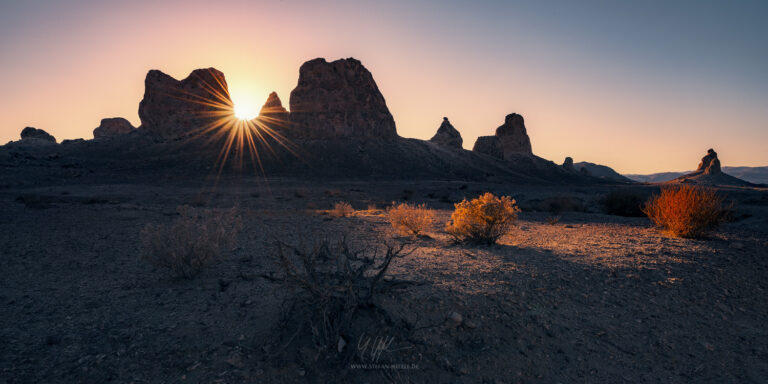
1, 0, 766, 174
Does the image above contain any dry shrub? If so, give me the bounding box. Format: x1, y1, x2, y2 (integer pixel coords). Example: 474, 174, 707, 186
601, 190, 646, 217
445, 192, 520, 244
140, 206, 242, 278
546, 216, 561, 225
386, 202, 435, 236
330, 201, 354, 217
642, 185, 728, 238
261, 236, 414, 365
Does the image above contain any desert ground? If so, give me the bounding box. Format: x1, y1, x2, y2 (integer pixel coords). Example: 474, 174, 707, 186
2, 177, 767, 383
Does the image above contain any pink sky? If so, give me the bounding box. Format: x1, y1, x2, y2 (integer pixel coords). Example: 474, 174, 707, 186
1, 0, 766, 174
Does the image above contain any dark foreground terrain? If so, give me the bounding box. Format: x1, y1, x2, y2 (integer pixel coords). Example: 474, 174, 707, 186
1, 178, 767, 383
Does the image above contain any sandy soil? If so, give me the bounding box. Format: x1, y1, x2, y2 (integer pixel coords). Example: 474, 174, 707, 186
1, 179, 767, 383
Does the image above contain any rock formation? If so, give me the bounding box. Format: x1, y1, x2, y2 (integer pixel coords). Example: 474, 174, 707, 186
697, 148, 721, 175
573, 161, 633, 182
496, 113, 532, 157
20, 127, 56, 143
429, 117, 463, 149
671, 148, 752, 186
256, 92, 290, 131
288, 58, 397, 139
138, 68, 232, 139
472, 113, 532, 159
93, 118, 135, 138
472, 136, 503, 159
562, 157, 574, 171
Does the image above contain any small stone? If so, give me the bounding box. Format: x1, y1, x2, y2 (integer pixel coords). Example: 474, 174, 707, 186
448, 312, 463, 328
337, 336, 347, 353
226, 354, 244, 368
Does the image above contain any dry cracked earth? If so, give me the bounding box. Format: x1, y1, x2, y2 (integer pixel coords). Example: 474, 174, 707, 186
1, 179, 767, 383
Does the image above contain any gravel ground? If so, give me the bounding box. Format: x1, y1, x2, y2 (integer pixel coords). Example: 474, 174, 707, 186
1, 180, 767, 383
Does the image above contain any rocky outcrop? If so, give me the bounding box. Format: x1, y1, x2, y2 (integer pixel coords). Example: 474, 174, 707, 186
573, 161, 633, 182
93, 118, 135, 138
562, 157, 574, 171
472, 136, 503, 159
472, 113, 533, 160
697, 148, 721, 175
671, 148, 751, 186
138, 68, 232, 139
256, 92, 290, 131
496, 113, 532, 157
20, 127, 56, 143
288, 58, 397, 139
429, 117, 462, 149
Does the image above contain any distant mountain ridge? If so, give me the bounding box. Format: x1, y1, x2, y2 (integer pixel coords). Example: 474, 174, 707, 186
626, 166, 768, 185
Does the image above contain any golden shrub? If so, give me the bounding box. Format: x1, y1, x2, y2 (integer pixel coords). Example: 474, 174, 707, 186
642, 185, 728, 238
140, 206, 242, 278
330, 201, 354, 217
386, 202, 435, 236
445, 192, 520, 244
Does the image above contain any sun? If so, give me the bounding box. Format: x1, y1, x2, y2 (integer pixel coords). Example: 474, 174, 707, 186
233, 101, 258, 120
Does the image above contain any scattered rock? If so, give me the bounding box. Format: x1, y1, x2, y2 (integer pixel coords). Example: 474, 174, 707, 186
20, 127, 56, 143
429, 117, 463, 149
93, 118, 135, 138
138, 68, 232, 139
289, 58, 397, 139
226, 353, 244, 368
448, 312, 463, 328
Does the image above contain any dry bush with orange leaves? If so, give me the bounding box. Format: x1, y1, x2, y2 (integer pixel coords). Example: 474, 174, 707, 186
140, 206, 242, 278
386, 202, 435, 236
330, 201, 354, 217
445, 192, 521, 244
642, 185, 728, 238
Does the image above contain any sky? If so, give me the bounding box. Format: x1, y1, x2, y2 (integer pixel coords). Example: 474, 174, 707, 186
0, 0, 766, 174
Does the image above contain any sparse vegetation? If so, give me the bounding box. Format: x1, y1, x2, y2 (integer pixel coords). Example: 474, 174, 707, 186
642, 185, 728, 238
140, 206, 242, 278
445, 192, 521, 244
386, 202, 435, 236
601, 190, 646, 217
262, 236, 414, 362
546, 216, 561, 225
330, 201, 354, 217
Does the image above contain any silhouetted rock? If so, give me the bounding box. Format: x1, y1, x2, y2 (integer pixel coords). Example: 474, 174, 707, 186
472, 113, 533, 160
697, 148, 721, 175
562, 157, 574, 171
472, 136, 503, 159
671, 148, 751, 186
257, 92, 290, 132
138, 68, 232, 139
496, 113, 532, 157
289, 58, 397, 139
20, 127, 56, 143
573, 161, 633, 182
93, 118, 135, 138
429, 117, 462, 149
